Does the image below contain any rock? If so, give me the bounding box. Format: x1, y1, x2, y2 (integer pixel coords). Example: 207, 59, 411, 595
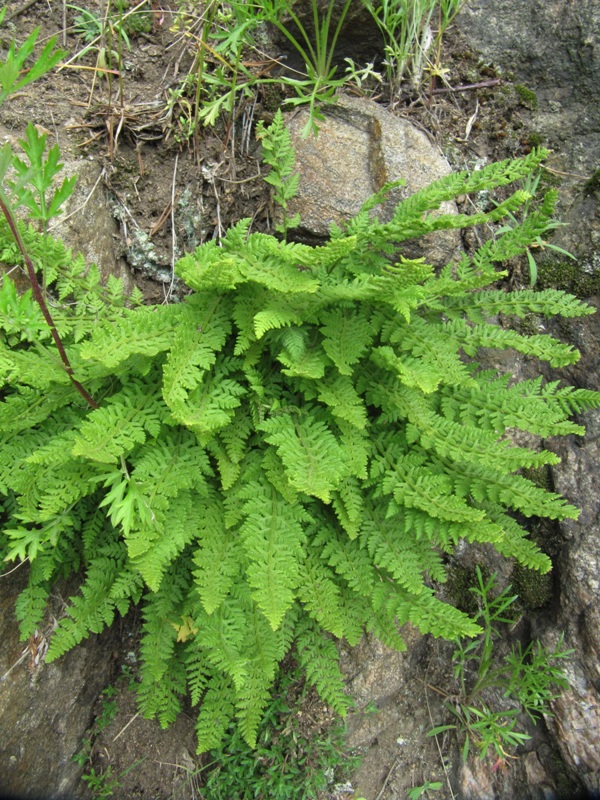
459, 758, 495, 800
52, 159, 135, 293
539, 305, 600, 793
0, 569, 116, 799
286, 94, 461, 267
455, 0, 600, 265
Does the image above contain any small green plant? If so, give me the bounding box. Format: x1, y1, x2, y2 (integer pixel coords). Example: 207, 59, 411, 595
95, 685, 119, 733
197, 666, 358, 800
407, 780, 443, 800
256, 110, 301, 238
359, 0, 463, 104
168, 0, 462, 136
495, 170, 576, 286
166, 0, 275, 139
0, 14, 65, 105
250, 0, 354, 136
81, 766, 120, 799
64, 0, 150, 103
73, 671, 144, 795
68, 2, 132, 70
169, 0, 355, 137
428, 568, 573, 763
6, 122, 77, 291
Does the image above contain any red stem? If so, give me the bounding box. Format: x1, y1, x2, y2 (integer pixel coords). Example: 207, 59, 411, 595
0, 196, 99, 409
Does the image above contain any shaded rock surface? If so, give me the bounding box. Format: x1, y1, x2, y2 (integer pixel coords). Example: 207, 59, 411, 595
540, 306, 600, 792
286, 94, 461, 267
455, 0, 600, 264
0, 570, 112, 799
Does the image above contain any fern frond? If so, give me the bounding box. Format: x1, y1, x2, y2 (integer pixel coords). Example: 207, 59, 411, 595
372, 581, 481, 640
238, 479, 307, 629
194, 591, 249, 691
80, 304, 182, 368
161, 294, 233, 415
194, 675, 236, 753
331, 477, 364, 539
46, 539, 127, 661
317, 373, 367, 429
236, 608, 285, 746
319, 307, 373, 375
297, 552, 345, 638
137, 564, 190, 725
71, 380, 166, 463
131, 492, 198, 592
449, 318, 580, 368
260, 411, 347, 502
444, 287, 596, 323
296, 618, 351, 716
193, 494, 242, 615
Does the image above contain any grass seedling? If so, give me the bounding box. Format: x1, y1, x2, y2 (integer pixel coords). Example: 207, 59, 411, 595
63, 0, 150, 105
260, 0, 354, 136
217, 0, 353, 137
166, 1, 261, 142
428, 568, 573, 763
495, 171, 575, 286
360, 0, 463, 104
360, 0, 436, 103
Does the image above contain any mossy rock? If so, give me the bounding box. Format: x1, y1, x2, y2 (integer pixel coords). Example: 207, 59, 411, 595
537, 258, 600, 298
446, 565, 484, 616
514, 84, 538, 110
511, 562, 554, 610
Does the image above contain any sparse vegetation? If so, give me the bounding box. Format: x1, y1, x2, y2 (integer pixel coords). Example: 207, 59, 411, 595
428, 568, 572, 763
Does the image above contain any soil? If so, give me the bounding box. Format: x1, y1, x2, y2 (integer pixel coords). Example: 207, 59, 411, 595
0, 2, 575, 799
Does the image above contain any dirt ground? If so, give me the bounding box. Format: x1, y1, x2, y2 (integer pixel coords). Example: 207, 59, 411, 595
0, 2, 566, 798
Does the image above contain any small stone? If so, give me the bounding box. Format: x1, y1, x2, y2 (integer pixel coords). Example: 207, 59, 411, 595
286, 94, 460, 267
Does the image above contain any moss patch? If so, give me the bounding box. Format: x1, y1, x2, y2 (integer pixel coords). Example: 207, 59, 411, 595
537, 258, 600, 297
514, 84, 538, 110
511, 562, 553, 610
584, 167, 600, 197
446, 565, 482, 616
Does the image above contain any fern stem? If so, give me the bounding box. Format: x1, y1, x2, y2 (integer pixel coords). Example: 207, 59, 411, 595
0, 196, 99, 409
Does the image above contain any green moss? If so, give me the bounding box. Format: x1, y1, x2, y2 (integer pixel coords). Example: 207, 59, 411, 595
446, 566, 482, 616
511, 563, 553, 610
521, 465, 553, 491
584, 167, 600, 197
526, 132, 544, 148
537, 258, 600, 297
514, 84, 538, 110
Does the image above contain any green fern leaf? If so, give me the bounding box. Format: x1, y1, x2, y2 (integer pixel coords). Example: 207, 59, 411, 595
319, 307, 373, 375
195, 675, 236, 753
260, 412, 347, 502
296, 618, 351, 716
238, 479, 307, 629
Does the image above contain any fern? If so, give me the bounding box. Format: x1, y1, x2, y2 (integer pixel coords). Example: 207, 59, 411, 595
2, 136, 599, 753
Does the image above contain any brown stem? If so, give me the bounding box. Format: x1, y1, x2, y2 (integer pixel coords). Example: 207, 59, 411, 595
432, 79, 502, 95
0, 196, 99, 409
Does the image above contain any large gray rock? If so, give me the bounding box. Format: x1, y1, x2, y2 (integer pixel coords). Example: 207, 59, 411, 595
540, 305, 600, 793
455, 0, 600, 264
0, 570, 114, 799
286, 94, 461, 267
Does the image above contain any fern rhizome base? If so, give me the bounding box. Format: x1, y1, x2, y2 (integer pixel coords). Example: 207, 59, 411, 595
1, 141, 598, 752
